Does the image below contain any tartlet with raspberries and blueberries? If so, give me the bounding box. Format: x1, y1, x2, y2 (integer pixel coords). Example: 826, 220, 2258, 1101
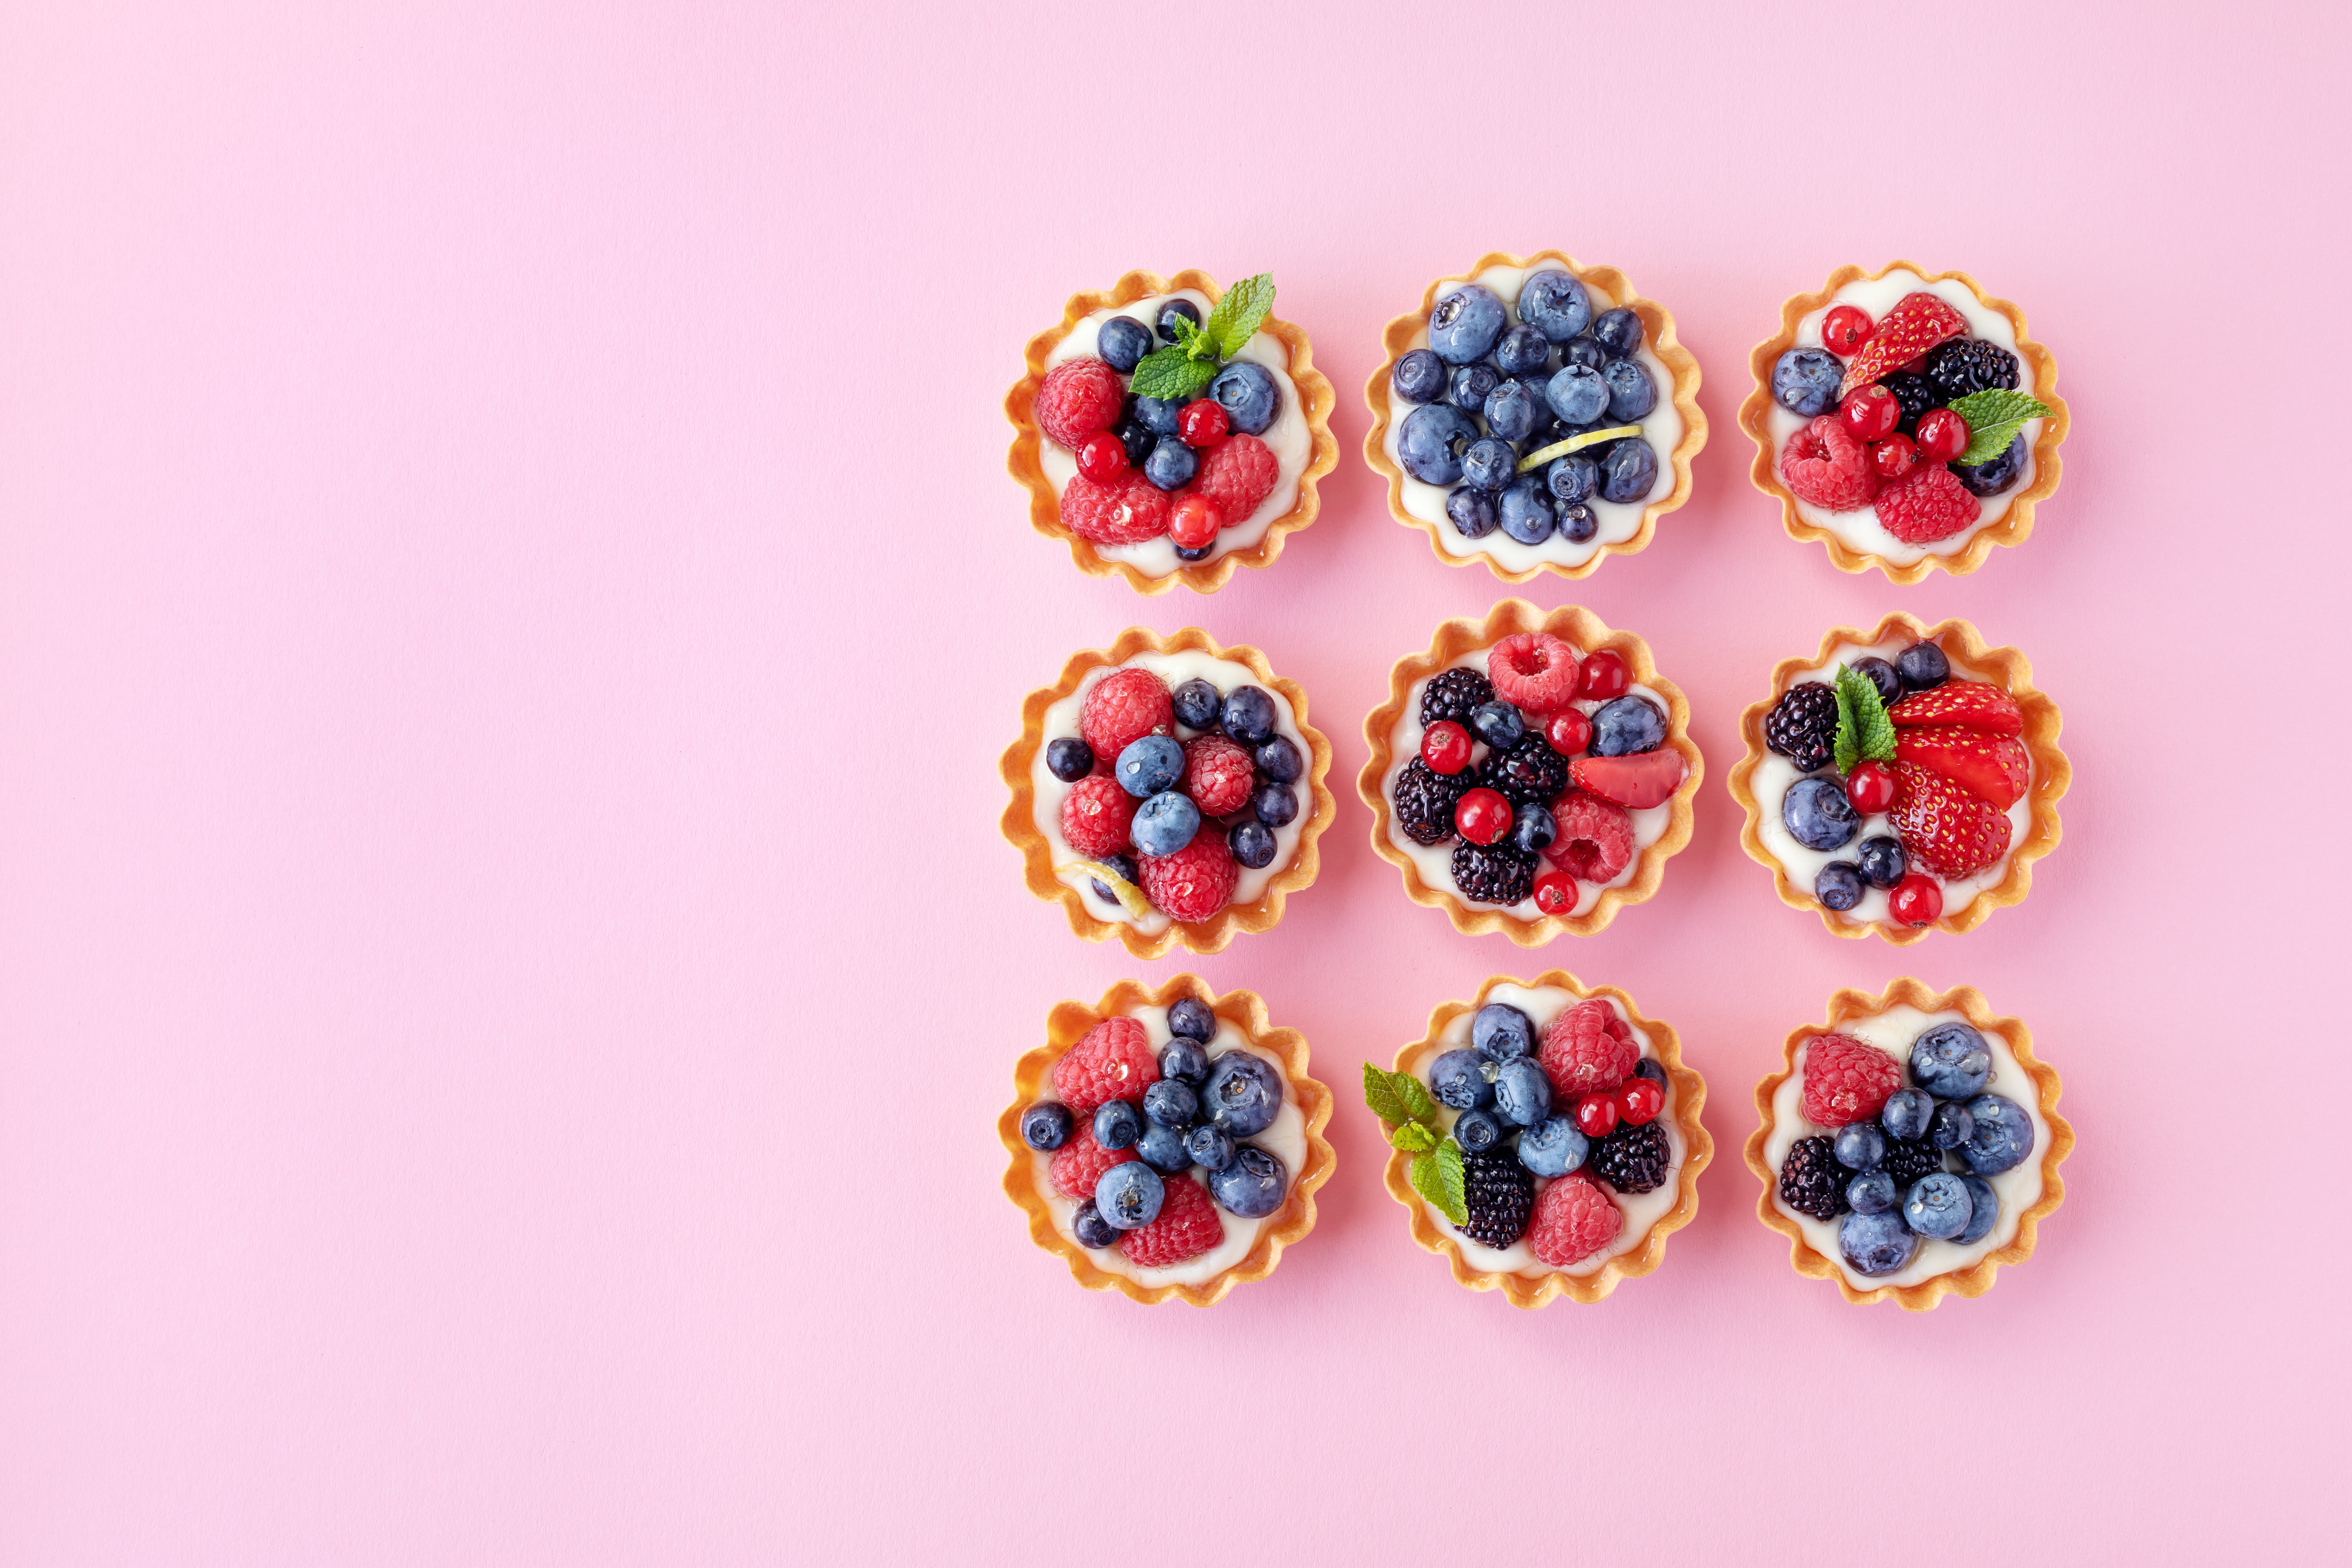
1361, 600, 1701, 942
1002, 626, 1335, 957
1729, 614, 2067, 944
1364, 250, 1704, 581
1001, 976, 1335, 1306
1747, 979, 2070, 1310
1006, 268, 1337, 594
1741, 261, 2067, 581
1364, 971, 1708, 1307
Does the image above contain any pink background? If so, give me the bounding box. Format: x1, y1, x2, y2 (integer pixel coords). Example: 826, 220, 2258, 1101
2, 2, 2344, 1562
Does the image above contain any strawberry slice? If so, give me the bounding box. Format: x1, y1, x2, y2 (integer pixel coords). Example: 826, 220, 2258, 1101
1837, 292, 1968, 397
1888, 680, 2023, 735
1888, 760, 2013, 877
1570, 752, 1684, 810
1894, 726, 2030, 809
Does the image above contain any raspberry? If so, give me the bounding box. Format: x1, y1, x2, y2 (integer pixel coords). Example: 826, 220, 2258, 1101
1047, 1121, 1138, 1200
1777, 1135, 1848, 1221
1546, 792, 1633, 883
1118, 1173, 1224, 1267
1800, 1034, 1903, 1128
1139, 832, 1238, 923
1035, 357, 1127, 451
1540, 999, 1638, 1100
1059, 774, 1137, 859
1182, 735, 1255, 817
1191, 433, 1280, 523
1779, 414, 1879, 511
1060, 471, 1171, 545
1527, 1171, 1622, 1267
1079, 667, 1174, 760
1873, 464, 1982, 544
1486, 632, 1584, 713
1052, 1017, 1160, 1115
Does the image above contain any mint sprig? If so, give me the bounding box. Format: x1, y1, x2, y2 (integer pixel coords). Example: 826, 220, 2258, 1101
1126, 273, 1275, 402
1129, 349, 1218, 401
1203, 272, 1274, 359
1408, 1138, 1468, 1226
1361, 1062, 1465, 1225
1832, 666, 1897, 775
1947, 388, 2051, 466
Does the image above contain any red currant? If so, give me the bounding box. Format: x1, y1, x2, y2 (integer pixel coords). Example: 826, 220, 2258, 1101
1168, 493, 1221, 550
1076, 429, 1128, 483
1576, 650, 1629, 701
1837, 384, 1900, 443
1614, 1077, 1664, 1126
1888, 873, 1943, 927
1532, 870, 1576, 915
1913, 406, 1970, 464
1545, 709, 1592, 755
1845, 760, 1897, 815
1821, 304, 1875, 355
1869, 433, 1920, 481
1573, 1091, 1619, 1138
1420, 720, 1472, 776
1177, 398, 1229, 448
1453, 787, 1513, 847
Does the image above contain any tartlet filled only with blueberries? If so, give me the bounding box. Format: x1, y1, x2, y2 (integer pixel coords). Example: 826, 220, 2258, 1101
1005, 268, 1338, 595
1362, 972, 1708, 1308
1360, 600, 1701, 943
1728, 613, 2067, 944
1746, 979, 2070, 1310
1363, 250, 1704, 582
1740, 261, 2067, 582
1001, 626, 1335, 957
1001, 976, 1335, 1307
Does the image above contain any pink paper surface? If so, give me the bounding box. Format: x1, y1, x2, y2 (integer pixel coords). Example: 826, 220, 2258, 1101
2, 2, 2344, 1562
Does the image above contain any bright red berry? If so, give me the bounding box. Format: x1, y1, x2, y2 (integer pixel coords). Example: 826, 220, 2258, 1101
1821, 304, 1874, 355
1869, 432, 1920, 481
1574, 1091, 1619, 1138
1527, 1171, 1621, 1266
1177, 399, 1229, 448
1779, 414, 1879, 511
1838, 384, 1900, 442
1874, 465, 1981, 544
1048, 1122, 1137, 1200
1059, 774, 1137, 859
1576, 650, 1629, 701
1138, 832, 1239, 923
1487, 632, 1585, 713
1077, 429, 1129, 483
1800, 1034, 1903, 1127
1059, 471, 1172, 545
1614, 1076, 1664, 1126
1191, 433, 1279, 524
1079, 667, 1173, 760
1888, 872, 1944, 927
1118, 1173, 1224, 1267
1453, 787, 1512, 846
1845, 760, 1897, 815
1546, 791, 1633, 882
1182, 735, 1254, 816
1913, 406, 1970, 463
1035, 357, 1128, 451
1168, 493, 1221, 549
1545, 710, 1592, 756
1420, 720, 1472, 776
1531, 870, 1576, 915
1540, 999, 1639, 1100
1051, 1017, 1160, 1115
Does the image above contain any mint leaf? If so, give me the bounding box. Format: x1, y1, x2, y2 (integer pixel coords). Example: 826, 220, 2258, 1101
1362, 1062, 1408, 1127
1389, 1121, 1436, 1154
1947, 388, 2052, 465
1408, 1138, 1468, 1226
1168, 313, 1210, 359
1832, 666, 1894, 774
1393, 1069, 1437, 1126
1130, 347, 1217, 401
1204, 273, 1275, 359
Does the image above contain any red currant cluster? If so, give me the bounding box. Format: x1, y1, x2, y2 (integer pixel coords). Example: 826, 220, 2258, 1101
1077, 399, 1231, 550
1824, 307, 1973, 483
1570, 1071, 1664, 1139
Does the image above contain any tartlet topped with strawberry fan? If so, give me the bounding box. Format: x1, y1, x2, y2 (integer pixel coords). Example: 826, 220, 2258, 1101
1740, 262, 2067, 582
1006, 269, 1338, 595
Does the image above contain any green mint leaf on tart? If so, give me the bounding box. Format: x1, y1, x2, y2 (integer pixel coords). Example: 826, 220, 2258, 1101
1362, 1061, 1409, 1126
1946, 388, 2053, 465
1168, 312, 1211, 358
1832, 666, 1896, 775
1408, 1137, 1469, 1226
1392, 1068, 1437, 1125
1204, 272, 1275, 359
1388, 1121, 1437, 1154
1130, 346, 1219, 401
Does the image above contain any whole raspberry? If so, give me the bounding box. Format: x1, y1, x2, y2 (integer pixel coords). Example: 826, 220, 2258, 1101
1061, 471, 1171, 545
1118, 1173, 1224, 1267
1052, 1017, 1161, 1115
1527, 1171, 1622, 1267
1779, 414, 1879, 511
1486, 632, 1584, 713
1540, 999, 1638, 1100
1059, 774, 1137, 859
1873, 464, 1982, 543
1047, 1121, 1138, 1200
1139, 831, 1238, 923
1079, 667, 1174, 760
1800, 1034, 1903, 1128
1182, 735, 1255, 817
1035, 357, 1127, 451
1546, 791, 1633, 882
1190, 433, 1280, 524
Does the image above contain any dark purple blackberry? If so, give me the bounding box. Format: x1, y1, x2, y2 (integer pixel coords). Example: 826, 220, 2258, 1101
1763, 683, 1839, 775
1922, 338, 2020, 404
1883, 1135, 1945, 1188
1590, 1120, 1670, 1194
1778, 1135, 1848, 1221
1450, 841, 1535, 905
1477, 734, 1570, 806
1882, 369, 1943, 436
1392, 759, 1468, 845
1459, 1145, 1534, 1248
1420, 668, 1495, 728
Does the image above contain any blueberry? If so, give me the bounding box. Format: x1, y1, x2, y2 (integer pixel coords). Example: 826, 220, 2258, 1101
1951, 432, 2028, 497
1544, 454, 1598, 504
1209, 360, 1279, 435
1094, 1162, 1164, 1229
1881, 1088, 1934, 1142
1155, 298, 1201, 345
1220, 686, 1277, 745
1167, 998, 1216, 1043
1088, 853, 1136, 907
1021, 1102, 1073, 1151
1846, 1169, 1898, 1215
1834, 1123, 1888, 1171
1201, 1051, 1283, 1136
1144, 1080, 1198, 1130
1446, 486, 1498, 538
1452, 1108, 1504, 1154
1492, 1058, 1552, 1127
1173, 542, 1212, 563
1903, 1173, 1974, 1240
1959, 1094, 2035, 1175
1783, 776, 1859, 851
1771, 348, 1843, 417
1093, 1100, 1141, 1151
1159, 1038, 1209, 1084
1134, 394, 1185, 436
1545, 364, 1610, 425
1428, 282, 1507, 364
1928, 1099, 1975, 1151
1143, 436, 1197, 491
1909, 1024, 1994, 1098
1469, 701, 1525, 749
1116, 419, 1156, 466
1559, 337, 1608, 372
1483, 380, 1542, 443
1954, 1175, 2000, 1244
1517, 270, 1592, 341
1840, 1210, 1921, 1276
1601, 357, 1656, 421
1852, 657, 1901, 706
1448, 362, 1500, 413
1816, 862, 1864, 911
1599, 438, 1659, 503
1208, 1145, 1288, 1218
1254, 735, 1302, 783
1497, 476, 1555, 544
1228, 819, 1277, 869
1429, 1047, 1495, 1110
1184, 1124, 1236, 1172
1895, 641, 1950, 692
1589, 307, 1643, 357
1071, 1200, 1120, 1249
1392, 348, 1447, 405
1134, 1120, 1192, 1174
1046, 737, 1094, 782
1590, 696, 1666, 757
1116, 735, 1185, 798
1471, 1003, 1535, 1063
1511, 800, 1556, 856
1518, 1115, 1589, 1177
1857, 835, 1907, 890
1130, 792, 1200, 856
1251, 781, 1298, 828
1491, 323, 1552, 377
1398, 403, 1478, 485
1171, 677, 1222, 731
1097, 315, 1153, 374
1557, 503, 1598, 543
1633, 1058, 1667, 1086
1461, 436, 1518, 491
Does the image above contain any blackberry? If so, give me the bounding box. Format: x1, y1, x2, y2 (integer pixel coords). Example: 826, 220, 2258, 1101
1778, 1135, 1849, 1222
1590, 1120, 1670, 1194
1421, 667, 1495, 727
1883, 1135, 1945, 1188
1882, 369, 1944, 436
1922, 339, 2020, 404
1392, 760, 1468, 845
1763, 684, 1839, 775
1459, 1146, 1534, 1248
1477, 734, 1570, 805
1450, 841, 1536, 905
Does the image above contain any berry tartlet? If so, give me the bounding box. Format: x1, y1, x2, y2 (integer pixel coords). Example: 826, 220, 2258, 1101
1746, 979, 2070, 1310
1741, 262, 2067, 581
1360, 600, 1700, 942
1729, 614, 2067, 944
1002, 976, 1335, 1306
1364, 250, 1703, 581
1002, 627, 1335, 956
1006, 269, 1338, 594
1364, 972, 1708, 1307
